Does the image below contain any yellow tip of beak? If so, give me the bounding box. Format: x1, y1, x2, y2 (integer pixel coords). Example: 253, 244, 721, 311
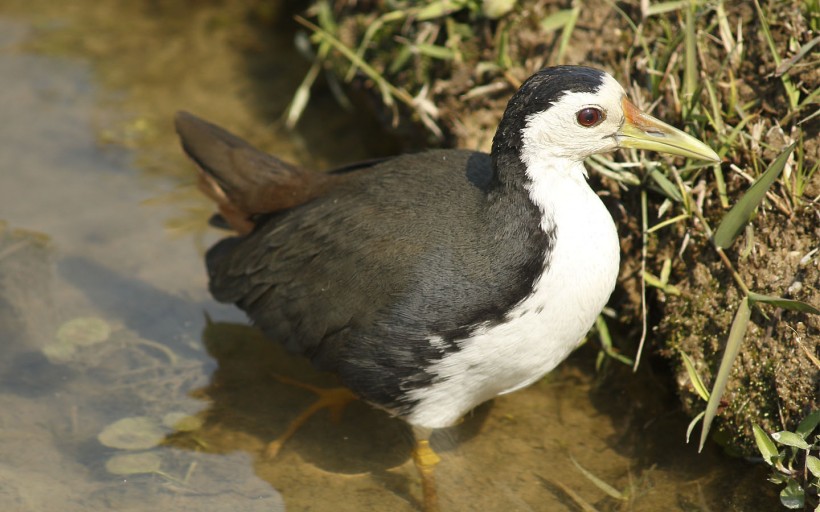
617, 97, 720, 163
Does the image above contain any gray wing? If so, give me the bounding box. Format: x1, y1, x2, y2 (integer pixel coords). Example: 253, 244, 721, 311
206, 150, 546, 410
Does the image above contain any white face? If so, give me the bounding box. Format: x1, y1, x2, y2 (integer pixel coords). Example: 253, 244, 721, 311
519, 73, 627, 165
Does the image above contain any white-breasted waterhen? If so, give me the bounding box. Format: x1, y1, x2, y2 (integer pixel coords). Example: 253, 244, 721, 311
175, 65, 719, 511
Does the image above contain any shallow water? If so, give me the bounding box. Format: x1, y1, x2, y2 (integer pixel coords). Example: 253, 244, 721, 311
0, 2, 778, 511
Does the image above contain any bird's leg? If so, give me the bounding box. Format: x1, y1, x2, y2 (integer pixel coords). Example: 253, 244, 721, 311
265, 373, 357, 458
412, 426, 441, 512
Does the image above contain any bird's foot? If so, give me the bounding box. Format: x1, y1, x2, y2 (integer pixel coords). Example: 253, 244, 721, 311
412, 438, 441, 512
265, 373, 357, 459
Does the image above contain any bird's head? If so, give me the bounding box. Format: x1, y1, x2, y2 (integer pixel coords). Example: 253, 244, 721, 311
492, 66, 719, 168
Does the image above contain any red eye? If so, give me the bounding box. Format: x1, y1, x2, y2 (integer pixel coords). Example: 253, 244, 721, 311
577, 107, 604, 127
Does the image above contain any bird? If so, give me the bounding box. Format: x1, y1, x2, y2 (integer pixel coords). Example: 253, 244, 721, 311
175, 65, 719, 511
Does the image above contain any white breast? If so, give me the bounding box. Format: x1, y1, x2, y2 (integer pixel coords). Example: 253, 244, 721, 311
406, 160, 620, 429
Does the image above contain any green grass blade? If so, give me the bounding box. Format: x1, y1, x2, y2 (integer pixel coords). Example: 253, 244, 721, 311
646, 1, 686, 16
795, 411, 820, 438
594, 314, 612, 351
807, 455, 820, 478
753, 0, 780, 64
482, 0, 517, 19
642, 271, 664, 289
722, 113, 756, 149
683, 1, 697, 108
295, 17, 415, 108
643, 271, 681, 295
748, 292, 820, 315
797, 87, 820, 113
753, 424, 779, 465
753, 0, 800, 108
680, 350, 710, 401
495, 21, 513, 69
771, 431, 811, 450
713, 143, 796, 248
345, 14, 389, 81
703, 79, 725, 133
699, 296, 751, 452
555, 7, 580, 64
414, 43, 456, 60
648, 169, 683, 202
686, 411, 706, 443
416, 0, 463, 21
775, 35, 820, 76
315, 0, 337, 33
660, 257, 671, 284
646, 213, 690, 234
540, 8, 575, 32
594, 315, 634, 366
285, 60, 322, 129
713, 163, 729, 209
388, 44, 413, 74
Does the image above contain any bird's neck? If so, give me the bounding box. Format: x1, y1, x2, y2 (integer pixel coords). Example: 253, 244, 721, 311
489, 152, 526, 192
489, 141, 596, 252
490, 144, 588, 201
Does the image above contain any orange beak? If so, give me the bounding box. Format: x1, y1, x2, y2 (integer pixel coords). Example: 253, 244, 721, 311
616, 97, 720, 162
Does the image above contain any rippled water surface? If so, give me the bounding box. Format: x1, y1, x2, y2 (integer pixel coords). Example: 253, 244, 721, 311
0, 2, 777, 511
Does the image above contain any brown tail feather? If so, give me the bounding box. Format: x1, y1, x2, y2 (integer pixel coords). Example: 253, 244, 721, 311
175, 111, 337, 234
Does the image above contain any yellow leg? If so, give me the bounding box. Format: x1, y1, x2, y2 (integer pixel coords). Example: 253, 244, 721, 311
412, 428, 441, 512
265, 373, 357, 458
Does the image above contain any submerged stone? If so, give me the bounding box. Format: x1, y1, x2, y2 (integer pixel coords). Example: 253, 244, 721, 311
98, 416, 165, 450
